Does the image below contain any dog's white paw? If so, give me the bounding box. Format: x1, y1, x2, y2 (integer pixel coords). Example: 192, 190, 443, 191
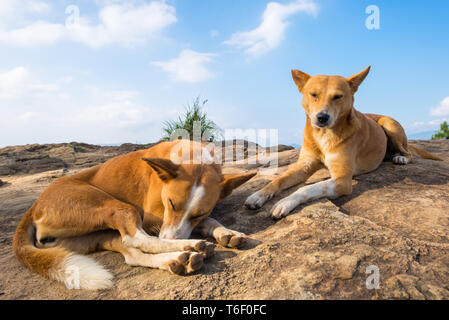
182, 240, 215, 259
245, 191, 270, 209
271, 197, 300, 219
214, 228, 247, 248
392, 155, 409, 165
166, 252, 204, 275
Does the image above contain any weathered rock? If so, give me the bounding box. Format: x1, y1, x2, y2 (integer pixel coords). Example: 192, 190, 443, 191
0, 139, 448, 299
0, 140, 293, 176
335, 255, 359, 280
0, 142, 160, 176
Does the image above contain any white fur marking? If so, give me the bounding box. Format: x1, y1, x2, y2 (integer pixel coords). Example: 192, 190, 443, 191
315, 134, 333, 152
125, 249, 188, 269
123, 227, 151, 248
271, 179, 336, 218
213, 226, 246, 241
393, 155, 409, 165
160, 184, 205, 239
52, 254, 113, 290
186, 184, 206, 213
202, 147, 214, 164
245, 190, 268, 208
324, 153, 340, 167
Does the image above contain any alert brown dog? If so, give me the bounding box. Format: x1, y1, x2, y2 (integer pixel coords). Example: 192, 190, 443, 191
14, 140, 255, 290
245, 66, 442, 218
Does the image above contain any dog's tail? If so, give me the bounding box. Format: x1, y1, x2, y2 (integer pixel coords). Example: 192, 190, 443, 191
13, 212, 113, 290
409, 145, 444, 161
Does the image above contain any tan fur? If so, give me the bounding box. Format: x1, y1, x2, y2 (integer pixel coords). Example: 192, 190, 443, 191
245, 67, 443, 218
14, 140, 255, 289
408, 145, 443, 161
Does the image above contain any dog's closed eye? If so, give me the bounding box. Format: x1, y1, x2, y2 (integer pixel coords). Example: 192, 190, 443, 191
169, 199, 176, 210
333, 94, 343, 100
190, 213, 209, 222
310, 93, 319, 99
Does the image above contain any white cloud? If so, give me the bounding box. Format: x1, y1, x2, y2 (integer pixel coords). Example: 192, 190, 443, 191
0, 0, 51, 27
430, 97, 449, 116
17, 111, 39, 121
0, 66, 58, 100
94, 0, 126, 5
68, 1, 177, 48
0, 67, 31, 99
0, 21, 64, 46
0, 67, 178, 147
152, 49, 216, 83
0, 1, 176, 48
224, 0, 318, 57
0, 0, 16, 21
0, 0, 50, 16
406, 97, 449, 134
408, 118, 449, 134
25, 0, 51, 14
72, 90, 162, 128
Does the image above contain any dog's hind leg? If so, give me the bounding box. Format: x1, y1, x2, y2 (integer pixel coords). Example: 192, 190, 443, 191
375, 115, 412, 165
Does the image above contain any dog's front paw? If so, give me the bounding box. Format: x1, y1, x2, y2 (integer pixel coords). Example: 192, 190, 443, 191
214, 228, 247, 248
167, 252, 204, 275
183, 240, 215, 259
245, 191, 271, 210
271, 197, 299, 219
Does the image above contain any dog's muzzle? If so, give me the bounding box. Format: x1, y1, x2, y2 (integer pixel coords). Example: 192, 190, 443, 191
159, 224, 193, 240
315, 112, 331, 127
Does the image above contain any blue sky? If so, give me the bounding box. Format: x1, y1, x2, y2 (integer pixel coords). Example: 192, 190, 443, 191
0, 0, 448, 147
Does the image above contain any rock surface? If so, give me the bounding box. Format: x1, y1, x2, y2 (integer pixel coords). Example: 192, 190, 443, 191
0, 140, 293, 176
0, 140, 448, 300
0, 142, 158, 176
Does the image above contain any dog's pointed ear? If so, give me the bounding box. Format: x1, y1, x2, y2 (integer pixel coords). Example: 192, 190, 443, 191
220, 172, 257, 199
291, 69, 311, 93
347, 66, 371, 93
142, 158, 179, 181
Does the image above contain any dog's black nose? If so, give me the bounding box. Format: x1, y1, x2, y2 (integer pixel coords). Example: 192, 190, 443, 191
317, 112, 330, 125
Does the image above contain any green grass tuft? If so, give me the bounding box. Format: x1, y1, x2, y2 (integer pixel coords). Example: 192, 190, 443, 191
162, 96, 221, 142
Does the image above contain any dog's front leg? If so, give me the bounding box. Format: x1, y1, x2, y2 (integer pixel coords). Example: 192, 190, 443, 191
271, 152, 354, 218
245, 152, 322, 210
123, 227, 215, 258
123, 248, 204, 275
270, 175, 353, 219
97, 234, 205, 275
195, 218, 246, 248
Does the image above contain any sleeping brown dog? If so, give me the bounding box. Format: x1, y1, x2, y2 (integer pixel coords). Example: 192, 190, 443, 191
14, 140, 255, 290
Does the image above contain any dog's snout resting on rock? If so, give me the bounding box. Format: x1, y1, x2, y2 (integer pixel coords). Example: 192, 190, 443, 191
13, 140, 255, 290
245, 66, 443, 219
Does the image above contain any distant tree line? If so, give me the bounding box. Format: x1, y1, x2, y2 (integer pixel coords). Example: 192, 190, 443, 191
431, 121, 449, 140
